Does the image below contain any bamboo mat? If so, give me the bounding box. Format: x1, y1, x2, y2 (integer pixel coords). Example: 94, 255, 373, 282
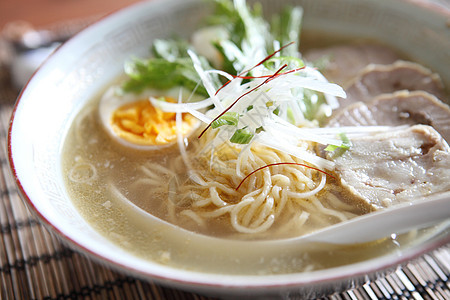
1, 34, 450, 300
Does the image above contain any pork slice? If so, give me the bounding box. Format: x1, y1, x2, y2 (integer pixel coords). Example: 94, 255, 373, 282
327, 90, 450, 142
327, 102, 379, 127
340, 61, 446, 108
328, 125, 450, 210
303, 43, 400, 86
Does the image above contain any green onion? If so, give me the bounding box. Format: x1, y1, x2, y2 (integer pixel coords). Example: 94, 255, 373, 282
339, 132, 351, 149
211, 112, 240, 129
324, 133, 351, 152
273, 106, 280, 116
324, 144, 339, 152
255, 126, 265, 134
230, 128, 254, 144
286, 107, 295, 124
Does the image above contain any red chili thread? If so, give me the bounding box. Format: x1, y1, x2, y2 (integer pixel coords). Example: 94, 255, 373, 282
230, 66, 306, 80
198, 64, 288, 139
215, 41, 295, 96
235, 162, 336, 191
246, 41, 295, 70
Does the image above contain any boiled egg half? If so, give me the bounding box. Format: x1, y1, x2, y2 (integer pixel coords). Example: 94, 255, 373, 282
99, 87, 200, 150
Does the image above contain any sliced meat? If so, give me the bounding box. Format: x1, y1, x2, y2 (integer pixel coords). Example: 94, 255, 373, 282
303, 43, 400, 86
328, 125, 450, 210
340, 61, 446, 109
327, 90, 450, 142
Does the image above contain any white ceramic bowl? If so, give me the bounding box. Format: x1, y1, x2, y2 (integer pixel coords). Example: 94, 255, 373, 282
8, 0, 450, 298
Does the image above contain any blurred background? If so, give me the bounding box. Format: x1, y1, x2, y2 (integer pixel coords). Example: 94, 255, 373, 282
0, 0, 143, 28
0, 0, 448, 88
0, 0, 143, 87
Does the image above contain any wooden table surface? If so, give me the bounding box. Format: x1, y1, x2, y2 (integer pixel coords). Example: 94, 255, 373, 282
0, 1, 449, 299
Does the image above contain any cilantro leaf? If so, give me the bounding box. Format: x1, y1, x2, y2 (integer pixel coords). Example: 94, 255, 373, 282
122, 57, 209, 96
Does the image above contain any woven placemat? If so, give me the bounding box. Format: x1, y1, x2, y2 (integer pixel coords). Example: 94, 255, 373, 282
1, 29, 450, 300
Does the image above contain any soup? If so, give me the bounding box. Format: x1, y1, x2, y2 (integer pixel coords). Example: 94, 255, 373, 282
62, 0, 449, 274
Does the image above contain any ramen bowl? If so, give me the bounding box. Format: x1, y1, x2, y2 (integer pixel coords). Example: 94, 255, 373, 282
8, 0, 450, 298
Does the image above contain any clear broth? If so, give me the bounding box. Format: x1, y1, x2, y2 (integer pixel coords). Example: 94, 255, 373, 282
61, 37, 446, 275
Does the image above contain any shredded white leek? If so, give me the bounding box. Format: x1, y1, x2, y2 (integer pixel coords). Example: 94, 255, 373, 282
175, 91, 205, 185
151, 49, 352, 170
187, 50, 224, 110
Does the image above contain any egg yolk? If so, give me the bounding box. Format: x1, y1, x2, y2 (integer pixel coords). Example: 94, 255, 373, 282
110, 97, 197, 146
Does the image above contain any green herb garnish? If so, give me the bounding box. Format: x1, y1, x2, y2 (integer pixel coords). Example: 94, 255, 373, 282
325, 133, 351, 152
230, 128, 254, 144
255, 126, 265, 134
211, 112, 240, 129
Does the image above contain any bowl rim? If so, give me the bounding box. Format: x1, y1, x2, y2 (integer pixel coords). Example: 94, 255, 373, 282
7, 0, 450, 294
404, 0, 450, 14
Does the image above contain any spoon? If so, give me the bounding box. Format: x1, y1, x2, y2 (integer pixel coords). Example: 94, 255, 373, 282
284, 191, 450, 245
112, 183, 450, 246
